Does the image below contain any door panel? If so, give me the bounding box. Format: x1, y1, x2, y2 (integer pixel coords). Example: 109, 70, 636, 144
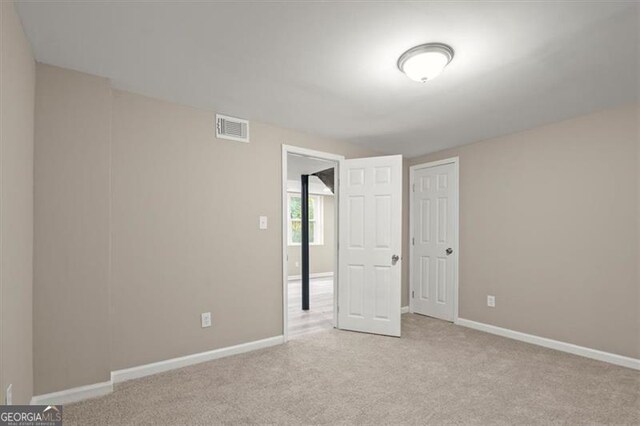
411, 162, 457, 321
348, 265, 364, 317
348, 196, 365, 248
420, 256, 430, 301
338, 155, 402, 337
373, 266, 391, 319
375, 195, 391, 248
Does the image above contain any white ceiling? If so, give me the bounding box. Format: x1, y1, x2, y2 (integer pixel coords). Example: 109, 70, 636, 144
287, 154, 334, 182
16, 1, 639, 158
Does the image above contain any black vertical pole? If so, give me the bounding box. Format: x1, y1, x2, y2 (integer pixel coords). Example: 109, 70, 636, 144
301, 174, 310, 311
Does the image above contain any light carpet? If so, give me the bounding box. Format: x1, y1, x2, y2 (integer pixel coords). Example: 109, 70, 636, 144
65, 314, 640, 424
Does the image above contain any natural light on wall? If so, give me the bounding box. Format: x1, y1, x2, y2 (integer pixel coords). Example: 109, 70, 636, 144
398, 43, 455, 82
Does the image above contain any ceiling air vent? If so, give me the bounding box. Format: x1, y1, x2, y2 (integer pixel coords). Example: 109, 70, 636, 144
216, 114, 250, 143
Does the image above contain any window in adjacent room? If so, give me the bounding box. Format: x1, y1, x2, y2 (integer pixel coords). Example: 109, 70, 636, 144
288, 193, 323, 245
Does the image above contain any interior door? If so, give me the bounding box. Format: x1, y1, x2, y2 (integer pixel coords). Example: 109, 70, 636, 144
411, 161, 457, 321
338, 155, 402, 337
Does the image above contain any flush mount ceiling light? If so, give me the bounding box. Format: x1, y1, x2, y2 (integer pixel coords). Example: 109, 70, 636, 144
397, 43, 455, 83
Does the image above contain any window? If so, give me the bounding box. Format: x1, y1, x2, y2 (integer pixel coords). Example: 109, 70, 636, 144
288, 193, 323, 246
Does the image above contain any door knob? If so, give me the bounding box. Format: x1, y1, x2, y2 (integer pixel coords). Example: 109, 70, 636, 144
391, 254, 400, 265
446, 248, 453, 255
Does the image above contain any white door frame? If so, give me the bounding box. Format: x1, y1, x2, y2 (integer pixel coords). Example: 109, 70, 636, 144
409, 157, 460, 323
282, 145, 344, 342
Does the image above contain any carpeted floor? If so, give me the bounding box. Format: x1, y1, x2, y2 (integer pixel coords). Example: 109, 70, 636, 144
65, 314, 640, 425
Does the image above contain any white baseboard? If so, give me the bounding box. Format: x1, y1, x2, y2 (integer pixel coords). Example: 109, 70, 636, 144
288, 272, 333, 281
401, 306, 409, 314
30, 335, 284, 405
456, 318, 640, 371
30, 380, 113, 405
112, 335, 284, 383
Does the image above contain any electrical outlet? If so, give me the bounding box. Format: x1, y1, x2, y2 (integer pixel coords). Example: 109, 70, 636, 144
295, 261, 299, 267
6, 384, 12, 405
259, 216, 268, 230
201, 312, 212, 328
487, 295, 496, 308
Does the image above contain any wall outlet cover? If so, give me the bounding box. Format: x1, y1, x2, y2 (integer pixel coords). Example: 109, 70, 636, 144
6, 384, 12, 405
201, 312, 212, 328
259, 216, 268, 230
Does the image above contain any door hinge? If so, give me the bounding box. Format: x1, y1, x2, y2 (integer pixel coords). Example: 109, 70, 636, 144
412, 183, 415, 192
412, 237, 415, 245
412, 290, 415, 298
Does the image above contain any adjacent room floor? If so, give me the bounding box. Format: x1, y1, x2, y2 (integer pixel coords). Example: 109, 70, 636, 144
287, 276, 334, 339
64, 314, 639, 425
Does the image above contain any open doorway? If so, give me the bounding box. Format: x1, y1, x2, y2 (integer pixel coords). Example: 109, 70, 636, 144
282, 146, 403, 341
282, 146, 342, 341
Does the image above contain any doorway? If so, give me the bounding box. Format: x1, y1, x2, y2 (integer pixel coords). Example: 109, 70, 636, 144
409, 157, 459, 322
282, 146, 342, 341
282, 146, 404, 341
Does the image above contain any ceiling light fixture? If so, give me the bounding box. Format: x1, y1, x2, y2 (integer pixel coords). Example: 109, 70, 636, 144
397, 43, 454, 83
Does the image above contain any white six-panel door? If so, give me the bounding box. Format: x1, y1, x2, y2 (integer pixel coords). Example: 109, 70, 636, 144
410, 160, 458, 321
338, 155, 402, 337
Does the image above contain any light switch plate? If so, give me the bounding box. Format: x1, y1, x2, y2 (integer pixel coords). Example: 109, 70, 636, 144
259, 216, 268, 230
487, 295, 496, 308
201, 312, 212, 328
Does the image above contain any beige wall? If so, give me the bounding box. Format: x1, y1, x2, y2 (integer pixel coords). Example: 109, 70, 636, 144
287, 194, 335, 277
109, 90, 379, 370
0, 0, 35, 405
34, 65, 112, 394
32, 64, 380, 392
409, 105, 640, 358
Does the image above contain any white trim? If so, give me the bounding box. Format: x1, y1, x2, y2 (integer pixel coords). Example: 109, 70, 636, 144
287, 179, 334, 196
401, 306, 409, 314
456, 318, 640, 371
409, 157, 460, 321
282, 145, 343, 343
288, 272, 334, 281
112, 335, 284, 383
29, 335, 284, 405
30, 381, 113, 405
409, 157, 460, 171
282, 145, 345, 163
